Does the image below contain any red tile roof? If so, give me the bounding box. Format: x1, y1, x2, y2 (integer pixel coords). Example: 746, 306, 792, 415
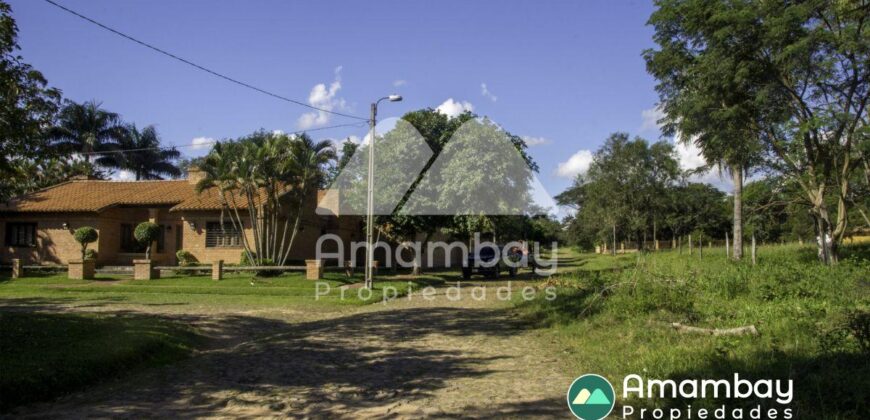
0, 180, 264, 213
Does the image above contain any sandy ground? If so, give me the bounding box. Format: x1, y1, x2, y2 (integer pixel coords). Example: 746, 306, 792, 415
12, 284, 574, 419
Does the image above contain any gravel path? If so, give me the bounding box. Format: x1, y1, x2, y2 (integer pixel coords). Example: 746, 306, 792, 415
15, 285, 573, 419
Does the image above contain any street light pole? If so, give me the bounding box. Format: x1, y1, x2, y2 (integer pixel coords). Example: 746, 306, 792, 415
364, 95, 402, 289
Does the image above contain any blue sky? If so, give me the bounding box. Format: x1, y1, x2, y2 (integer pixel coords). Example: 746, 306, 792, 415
10, 0, 710, 201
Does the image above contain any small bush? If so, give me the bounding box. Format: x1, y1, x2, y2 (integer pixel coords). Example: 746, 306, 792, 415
175, 250, 197, 267
72, 226, 98, 261
134, 222, 161, 259
84, 249, 97, 261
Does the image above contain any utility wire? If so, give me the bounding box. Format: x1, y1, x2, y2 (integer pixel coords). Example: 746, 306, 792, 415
42, 0, 367, 121
77, 122, 368, 156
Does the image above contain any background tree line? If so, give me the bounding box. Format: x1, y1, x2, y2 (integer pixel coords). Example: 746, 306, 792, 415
0, 1, 180, 201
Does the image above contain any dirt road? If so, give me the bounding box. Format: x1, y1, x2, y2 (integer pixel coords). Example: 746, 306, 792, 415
17, 285, 573, 419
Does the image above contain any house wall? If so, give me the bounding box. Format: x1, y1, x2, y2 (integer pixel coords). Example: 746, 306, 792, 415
0, 212, 102, 265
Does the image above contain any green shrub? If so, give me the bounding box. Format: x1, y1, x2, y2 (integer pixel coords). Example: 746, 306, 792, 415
133, 222, 161, 259
84, 249, 97, 261
72, 226, 98, 261
240, 251, 281, 277
175, 250, 197, 267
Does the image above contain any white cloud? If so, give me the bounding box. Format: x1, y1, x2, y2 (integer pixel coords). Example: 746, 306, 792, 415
297, 66, 348, 130
393, 79, 407, 87
116, 170, 134, 181
522, 135, 551, 147
674, 134, 707, 171
556, 149, 594, 178
191, 136, 214, 151
640, 106, 665, 133
435, 98, 474, 118
480, 83, 498, 102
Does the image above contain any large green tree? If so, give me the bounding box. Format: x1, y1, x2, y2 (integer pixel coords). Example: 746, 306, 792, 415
557, 133, 683, 252
0, 1, 62, 201
645, 0, 869, 264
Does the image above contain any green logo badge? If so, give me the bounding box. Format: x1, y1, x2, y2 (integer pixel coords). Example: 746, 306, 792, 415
567, 374, 615, 420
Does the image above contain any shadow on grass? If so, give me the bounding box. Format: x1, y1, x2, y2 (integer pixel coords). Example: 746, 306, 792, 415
659, 349, 869, 419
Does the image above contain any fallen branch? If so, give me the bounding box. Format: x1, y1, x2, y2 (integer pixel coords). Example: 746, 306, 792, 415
655, 322, 759, 336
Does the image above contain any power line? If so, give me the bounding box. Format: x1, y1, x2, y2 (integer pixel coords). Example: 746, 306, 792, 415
41, 0, 367, 121
77, 122, 368, 156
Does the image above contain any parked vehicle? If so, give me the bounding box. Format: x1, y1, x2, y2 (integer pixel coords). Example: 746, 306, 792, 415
462, 246, 522, 279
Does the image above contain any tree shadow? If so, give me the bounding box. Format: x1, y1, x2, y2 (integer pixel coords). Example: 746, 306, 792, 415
12, 305, 540, 418
658, 349, 869, 419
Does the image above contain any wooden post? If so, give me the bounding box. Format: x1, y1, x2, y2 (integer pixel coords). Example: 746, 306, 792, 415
678, 236, 682, 254
698, 233, 703, 259
725, 233, 730, 259
751, 234, 757, 266
688, 234, 693, 255
11, 258, 22, 279
211, 260, 223, 281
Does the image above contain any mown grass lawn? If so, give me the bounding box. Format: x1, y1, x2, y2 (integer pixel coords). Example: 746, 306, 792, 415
517, 244, 870, 419
0, 270, 440, 311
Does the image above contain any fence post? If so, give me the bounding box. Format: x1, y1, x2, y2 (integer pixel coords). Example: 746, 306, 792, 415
212, 260, 223, 281
306, 259, 323, 280
11, 258, 22, 279
751, 234, 757, 266
688, 234, 693, 255
725, 233, 730, 260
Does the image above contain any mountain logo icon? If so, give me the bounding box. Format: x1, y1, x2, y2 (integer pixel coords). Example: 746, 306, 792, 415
567, 374, 615, 420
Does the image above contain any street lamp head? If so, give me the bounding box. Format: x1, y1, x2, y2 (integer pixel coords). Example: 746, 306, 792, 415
388, 95, 403, 102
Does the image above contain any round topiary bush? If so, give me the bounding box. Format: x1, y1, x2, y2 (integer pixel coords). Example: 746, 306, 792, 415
72, 226, 98, 261
134, 222, 161, 259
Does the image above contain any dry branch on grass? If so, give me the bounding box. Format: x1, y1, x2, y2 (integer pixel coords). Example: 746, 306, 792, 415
653, 321, 759, 336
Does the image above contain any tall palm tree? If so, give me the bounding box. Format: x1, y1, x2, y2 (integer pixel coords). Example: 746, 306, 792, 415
97, 124, 181, 180
47, 100, 125, 163
277, 134, 336, 264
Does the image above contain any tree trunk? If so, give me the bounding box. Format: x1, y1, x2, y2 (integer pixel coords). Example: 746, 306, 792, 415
688, 233, 693, 255
731, 166, 743, 261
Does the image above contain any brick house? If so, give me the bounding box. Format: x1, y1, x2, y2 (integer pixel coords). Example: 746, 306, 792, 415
0, 169, 359, 266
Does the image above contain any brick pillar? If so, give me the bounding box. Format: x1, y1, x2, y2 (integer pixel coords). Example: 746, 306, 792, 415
11, 258, 22, 279
68, 260, 94, 280
134, 259, 158, 280
212, 260, 223, 281
305, 259, 323, 280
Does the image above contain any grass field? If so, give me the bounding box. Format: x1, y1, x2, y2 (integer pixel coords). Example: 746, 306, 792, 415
516, 244, 870, 419
0, 271, 440, 311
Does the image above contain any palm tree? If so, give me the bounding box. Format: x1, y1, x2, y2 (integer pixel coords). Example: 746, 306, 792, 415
97, 124, 181, 180
277, 134, 336, 265
47, 100, 126, 163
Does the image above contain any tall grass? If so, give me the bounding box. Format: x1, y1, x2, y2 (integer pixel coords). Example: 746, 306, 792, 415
518, 244, 869, 419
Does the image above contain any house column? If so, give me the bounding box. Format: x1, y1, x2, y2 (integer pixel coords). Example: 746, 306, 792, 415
148, 208, 159, 262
